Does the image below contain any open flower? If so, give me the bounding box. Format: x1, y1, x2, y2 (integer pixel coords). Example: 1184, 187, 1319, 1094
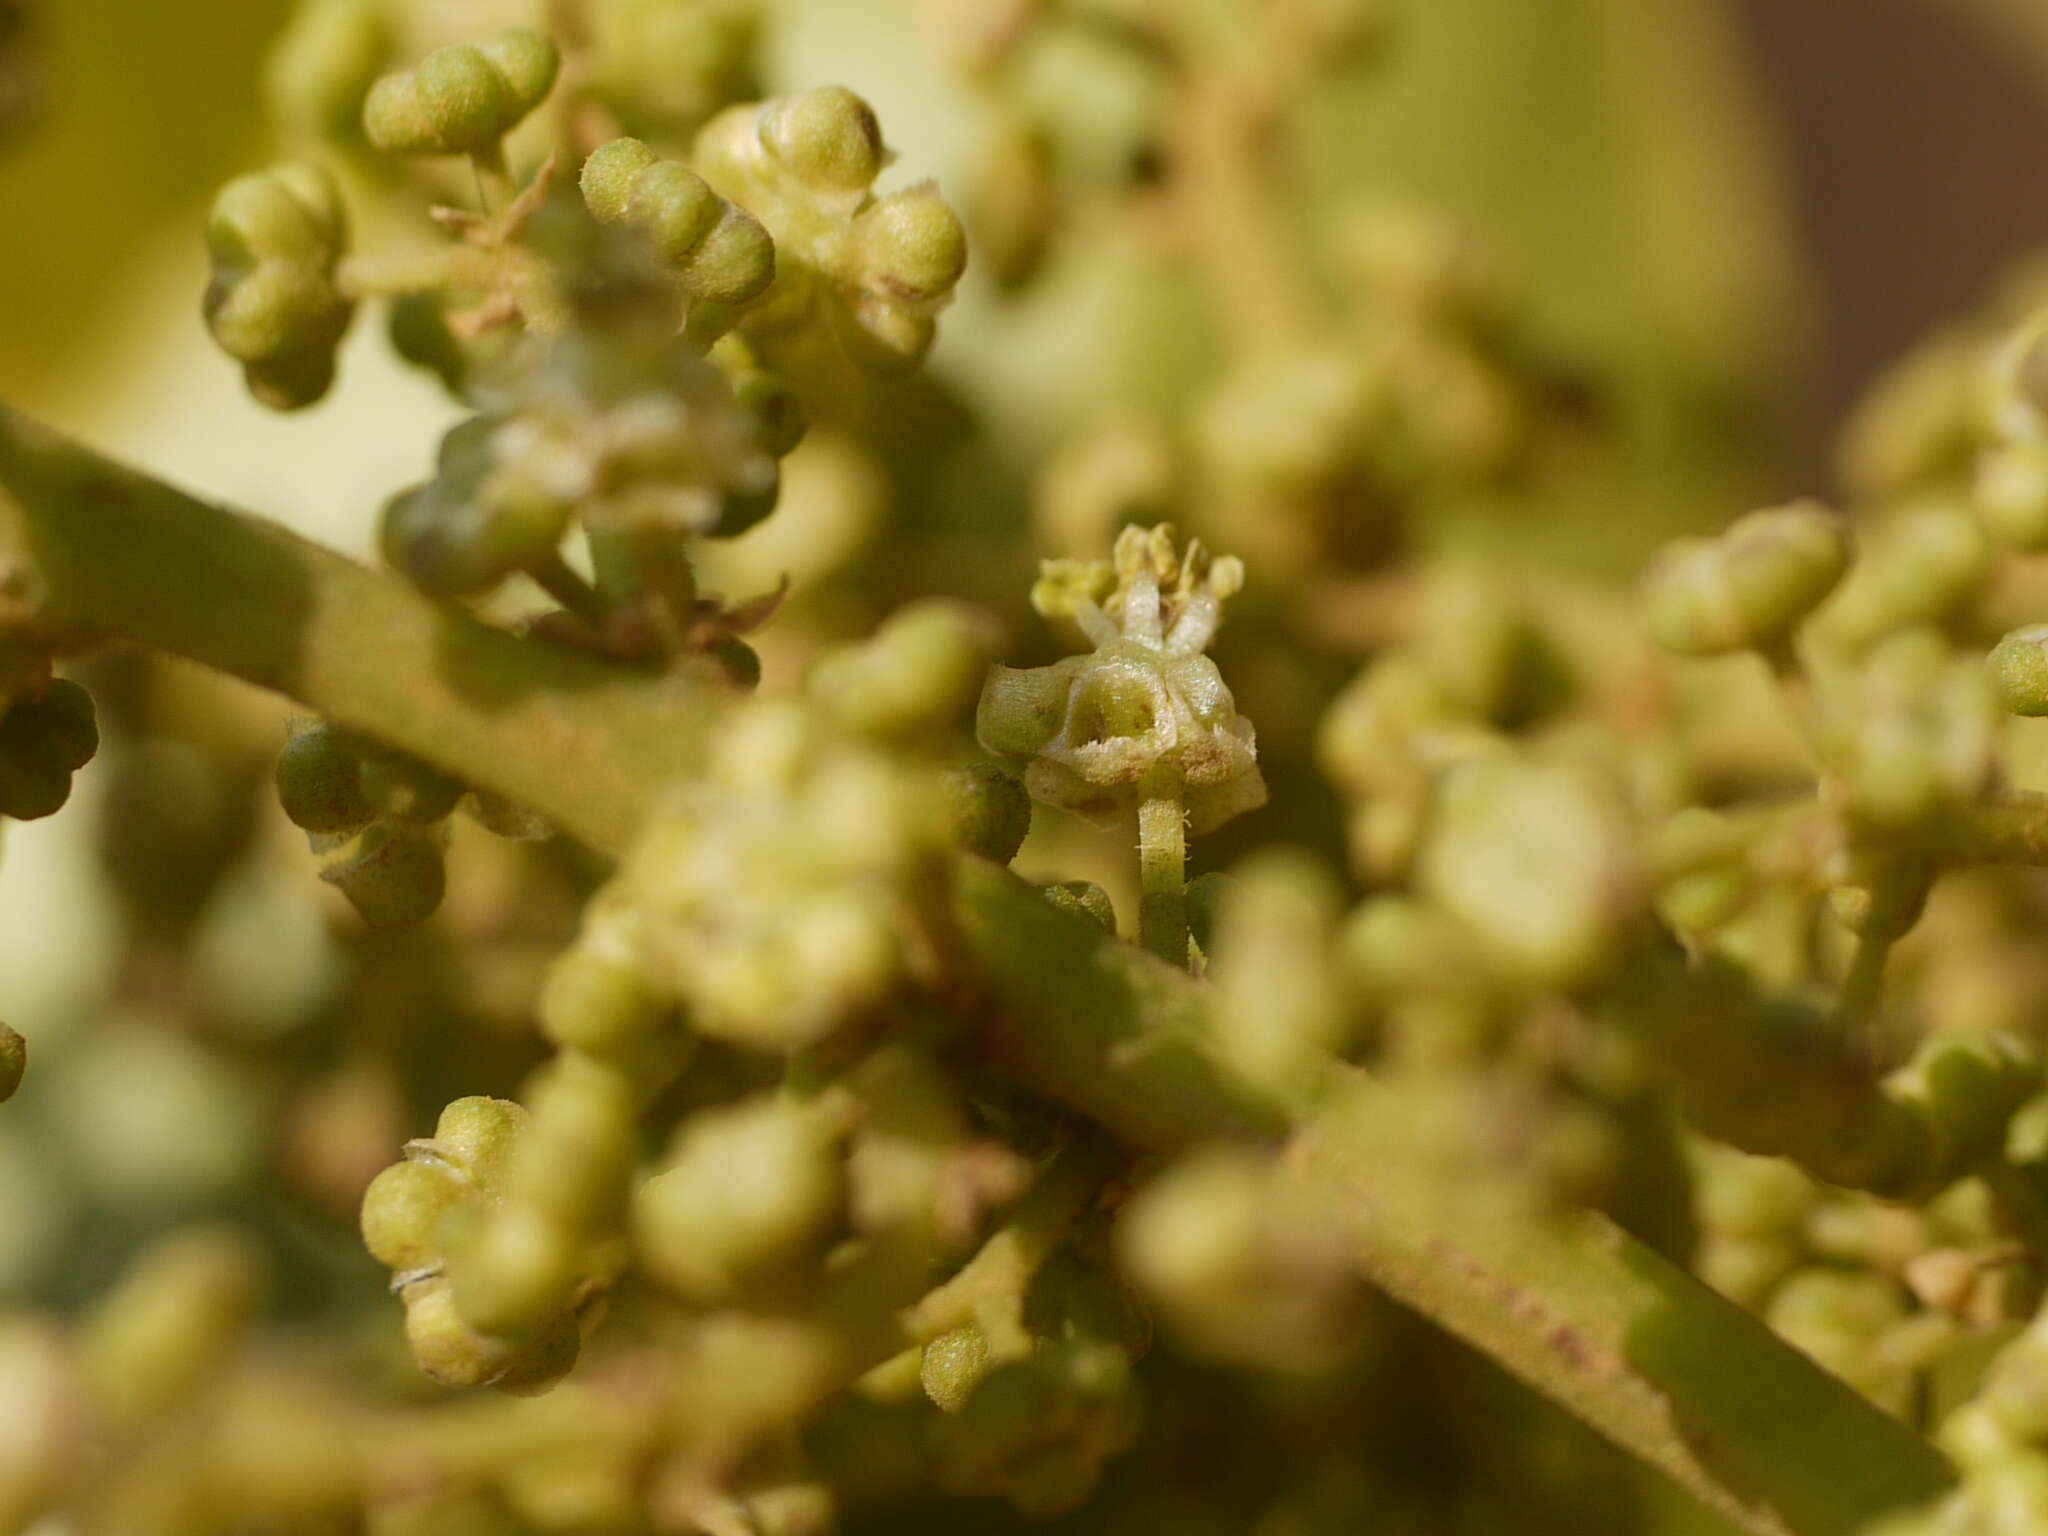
978, 525, 1265, 833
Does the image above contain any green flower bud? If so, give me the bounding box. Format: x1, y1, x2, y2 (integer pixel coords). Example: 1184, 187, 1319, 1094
78, 1225, 268, 1428
381, 416, 574, 597
320, 820, 447, 929
633, 1093, 846, 1306
1975, 440, 2048, 550
721, 354, 808, 458
441, 1200, 583, 1339
275, 722, 375, 834
581, 136, 776, 307
1118, 1144, 1360, 1374
944, 763, 1031, 864
539, 935, 684, 1078
363, 30, 560, 157
851, 183, 969, 303
1893, 1032, 2039, 1177
1763, 1267, 1913, 1414
972, 122, 1058, 292
387, 289, 521, 400
588, 0, 762, 142
17, 678, 98, 769
921, 1323, 995, 1413
1642, 501, 1851, 656
1991, 624, 2048, 716
1694, 1148, 1812, 1241
1838, 330, 1978, 499
0, 721, 75, 820
399, 1275, 576, 1392
203, 162, 353, 410
264, 0, 390, 147
1821, 629, 1996, 829
432, 1095, 529, 1176
360, 1156, 470, 1273
0, 1021, 23, 1103
929, 1339, 1140, 1517
1418, 753, 1639, 990
809, 599, 1005, 740
756, 85, 886, 197
1041, 879, 1117, 930
1820, 499, 1992, 653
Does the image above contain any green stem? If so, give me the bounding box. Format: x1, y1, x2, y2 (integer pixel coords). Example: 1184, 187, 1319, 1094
1137, 770, 1189, 969
0, 406, 1956, 1536
523, 548, 609, 630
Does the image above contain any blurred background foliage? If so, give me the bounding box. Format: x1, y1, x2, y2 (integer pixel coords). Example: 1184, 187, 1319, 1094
7, 2, 2048, 1532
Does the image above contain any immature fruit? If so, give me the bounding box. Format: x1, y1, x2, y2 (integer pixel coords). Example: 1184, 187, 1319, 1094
363, 30, 559, 157
203, 162, 353, 410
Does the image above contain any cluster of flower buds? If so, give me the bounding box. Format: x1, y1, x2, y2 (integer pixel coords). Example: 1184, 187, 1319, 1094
0, 674, 96, 821
581, 135, 777, 316
382, 328, 785, 610
361, 29, 558, 160
274, 720, 492, 928
595, 699, 954, 1053
359, 1095, 598, 1392
202, 162, 354, 410
693, 86, 969, 372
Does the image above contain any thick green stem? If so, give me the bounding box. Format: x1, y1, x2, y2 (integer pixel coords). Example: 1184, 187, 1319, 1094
1137, 771, 1189, 968
0, 406, 1957, 1536
0, 405, 699, 852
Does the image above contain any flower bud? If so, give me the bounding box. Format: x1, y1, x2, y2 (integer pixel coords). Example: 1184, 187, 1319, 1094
944, 764, 1031, 864
1820, 499, 1991, 653
264, 0, 389, 147
0, 1021, 22, 1103
433, 1096, 530, 1175
1991, 624, 2048, 717
1418, 753, 1639, 990
1975, 440, 2048, 550
1040, 879, 1117, 930
0, 678, 96, 821
921, 1323, 994, 1413
1118, 1144, 1361, 1374
360, 1156, 469, 1273
1642, 501, 1850, 656
1822, 629, 1996, 829
539, 934, 684, 1077
78, 1225, 268, 1428
810, 599, 1004, 741
581, 136, 776, 307
320, 820, 447, 929
633, 1093, 846, 1306
203, 162, 352, 409
275, 722, 374, 834
851, 183, 969, 303
756, 85, 886, 196
363, 30, 560, 157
